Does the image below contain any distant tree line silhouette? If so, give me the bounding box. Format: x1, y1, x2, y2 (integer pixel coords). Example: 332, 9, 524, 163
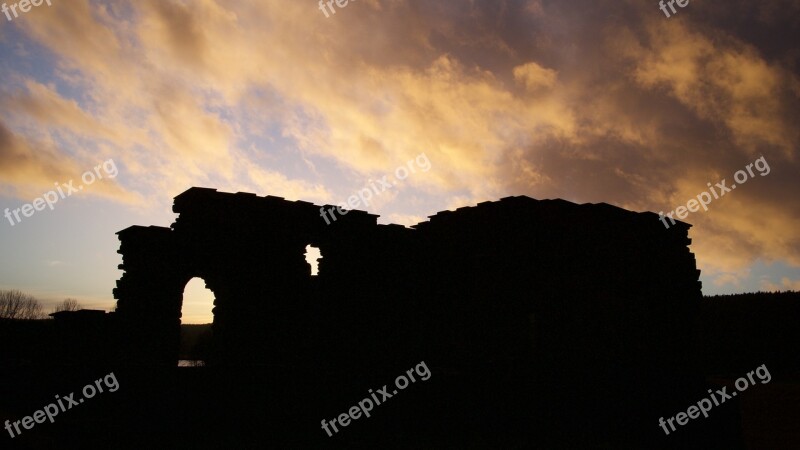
0, 290, 45, 320
0, 290, 87, 320
53, 298, 83, 313
699, 290, 800, 376
178, 324, 213, 362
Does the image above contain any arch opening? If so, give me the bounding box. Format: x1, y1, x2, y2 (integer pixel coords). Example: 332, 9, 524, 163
179, 277, 215, 367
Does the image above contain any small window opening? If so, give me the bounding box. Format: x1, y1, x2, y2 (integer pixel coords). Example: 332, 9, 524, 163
305, 245, 322, 276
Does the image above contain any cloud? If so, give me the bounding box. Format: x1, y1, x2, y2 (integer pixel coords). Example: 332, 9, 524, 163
513, 62, 557, 91
239, 164, 331, 204
2, 81, 119, 141
761, 277, 800, 292
0, 120, 140, 203
0, 121, 80, 189
625, 19, 797, 157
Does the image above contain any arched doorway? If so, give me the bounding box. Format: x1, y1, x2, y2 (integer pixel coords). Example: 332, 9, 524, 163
179, 277, 215, 366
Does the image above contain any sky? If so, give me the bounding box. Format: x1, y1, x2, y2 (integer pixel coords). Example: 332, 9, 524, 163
0, 0, 798, 323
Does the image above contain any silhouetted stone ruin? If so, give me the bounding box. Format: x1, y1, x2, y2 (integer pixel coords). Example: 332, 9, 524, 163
114, 187, 701, 371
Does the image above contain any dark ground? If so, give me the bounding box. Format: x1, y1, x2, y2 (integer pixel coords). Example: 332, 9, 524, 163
2, 364, 789, 449
1, 291, 799, 449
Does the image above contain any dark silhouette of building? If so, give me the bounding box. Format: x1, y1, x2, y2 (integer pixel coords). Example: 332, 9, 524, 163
113, 187, 701, 368
49, 309, 106, 321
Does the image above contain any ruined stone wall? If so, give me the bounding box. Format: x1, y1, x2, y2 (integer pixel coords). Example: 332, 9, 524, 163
114, 188, 702, 374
